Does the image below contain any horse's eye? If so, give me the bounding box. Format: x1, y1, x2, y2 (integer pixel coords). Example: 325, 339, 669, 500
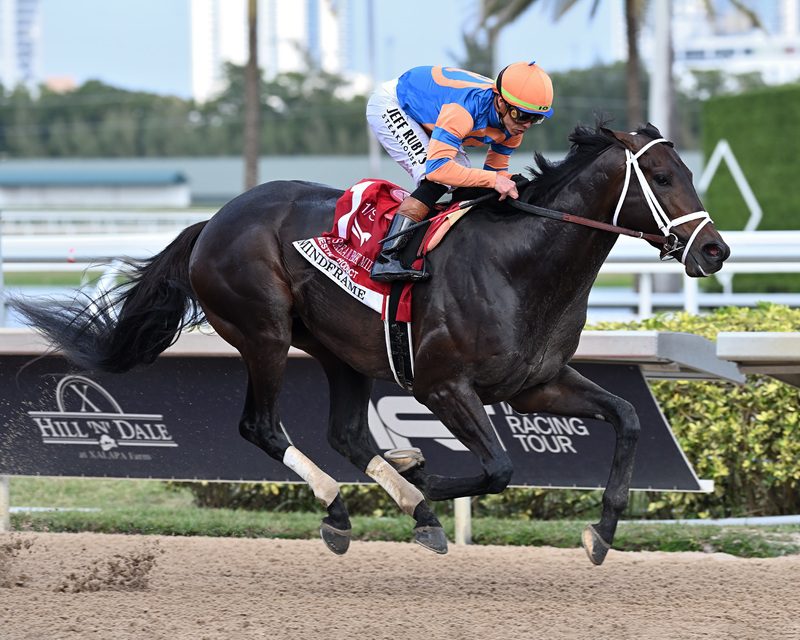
653, 173, 671, 186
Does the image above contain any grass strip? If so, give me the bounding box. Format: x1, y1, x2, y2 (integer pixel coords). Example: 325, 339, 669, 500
10, 508, 800, 558
9, 478, 800, 558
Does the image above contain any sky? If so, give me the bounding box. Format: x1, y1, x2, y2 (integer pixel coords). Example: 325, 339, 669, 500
40, 0, 621, 99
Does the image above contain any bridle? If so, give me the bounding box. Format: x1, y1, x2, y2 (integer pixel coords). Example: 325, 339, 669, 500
610, 137, 713, 263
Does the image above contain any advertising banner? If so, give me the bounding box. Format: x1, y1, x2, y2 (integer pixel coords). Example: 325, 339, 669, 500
0, 355, 704, 491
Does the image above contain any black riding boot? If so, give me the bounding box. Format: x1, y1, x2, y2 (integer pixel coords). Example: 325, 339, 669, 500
371, 180, 448, 282
371, 198, 431, 282
371, 214, 429, 282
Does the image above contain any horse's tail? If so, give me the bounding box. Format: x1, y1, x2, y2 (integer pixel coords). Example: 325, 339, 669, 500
10, 221, 209, 373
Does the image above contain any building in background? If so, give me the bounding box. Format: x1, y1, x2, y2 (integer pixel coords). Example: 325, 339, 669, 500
0, 0, 42, 90
668, 0, 800, 87
191, 0, 354, 103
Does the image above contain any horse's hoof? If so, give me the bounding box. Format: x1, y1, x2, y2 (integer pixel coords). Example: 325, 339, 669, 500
581, 524, 611, 566
384, 447, 425, 473
414, 525, 448, 555
320, 522, 351, 555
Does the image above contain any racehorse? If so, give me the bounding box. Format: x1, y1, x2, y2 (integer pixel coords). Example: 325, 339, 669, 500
10, 123, 729, 565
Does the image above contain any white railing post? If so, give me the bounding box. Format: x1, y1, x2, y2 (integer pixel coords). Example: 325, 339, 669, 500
0, 476, 10, 532
454, 496, 472, 545
683, 274, 699, 314
0, 209, 5, 327
638, 273, 653, 319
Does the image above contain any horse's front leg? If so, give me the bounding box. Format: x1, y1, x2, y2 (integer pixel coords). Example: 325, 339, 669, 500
508, 365, 640, 566
395, 379, 514, 500
305, 347, 448, 554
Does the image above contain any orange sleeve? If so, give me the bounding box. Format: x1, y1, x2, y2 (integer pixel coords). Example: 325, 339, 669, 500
484, 149, 511, 172
483, 133, 523, 173
424, 103, 499, 189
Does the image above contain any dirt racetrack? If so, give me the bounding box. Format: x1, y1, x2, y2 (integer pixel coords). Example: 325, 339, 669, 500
1, 531, 799, 640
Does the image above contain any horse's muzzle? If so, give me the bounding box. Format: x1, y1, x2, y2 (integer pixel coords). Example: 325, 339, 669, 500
685, 239, 730, 277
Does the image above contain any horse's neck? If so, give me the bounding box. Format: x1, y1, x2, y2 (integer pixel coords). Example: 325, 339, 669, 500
526, 166, 620, 267
510, 164, 622, 313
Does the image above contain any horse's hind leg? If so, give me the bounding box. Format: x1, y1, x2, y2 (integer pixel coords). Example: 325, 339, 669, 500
508, 365, 640, 566
311, 348, 447, 554
202, 306, 352, 555
240, 363, 352, 554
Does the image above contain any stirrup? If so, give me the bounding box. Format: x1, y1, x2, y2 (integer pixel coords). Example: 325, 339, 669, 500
370, 256, 429, 282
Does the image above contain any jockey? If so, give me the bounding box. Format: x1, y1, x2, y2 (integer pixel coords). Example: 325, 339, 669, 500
366, 61, 554, 282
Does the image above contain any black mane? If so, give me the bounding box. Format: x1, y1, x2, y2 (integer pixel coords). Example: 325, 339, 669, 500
525, 122, 663, 205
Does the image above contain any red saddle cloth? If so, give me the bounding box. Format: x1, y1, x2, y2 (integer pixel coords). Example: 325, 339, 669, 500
292, 179, 466, 322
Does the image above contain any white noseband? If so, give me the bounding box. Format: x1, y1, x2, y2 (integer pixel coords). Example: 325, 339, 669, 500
611, 137, 712, 264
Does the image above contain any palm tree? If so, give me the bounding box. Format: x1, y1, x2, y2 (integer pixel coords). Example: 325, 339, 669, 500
551, 0, 762, 127
459, 0, 544, 77
472, 0, 762, 128
243, 0, 261, 190
699, 0, 761, 27
549, 0, 643, 127
459, 0, 644, 126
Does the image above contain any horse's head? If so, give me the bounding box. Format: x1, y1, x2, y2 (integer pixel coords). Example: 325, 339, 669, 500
602, 124, 730, 277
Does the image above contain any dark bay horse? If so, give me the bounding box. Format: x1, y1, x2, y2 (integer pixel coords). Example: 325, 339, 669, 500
11, 123, 729, 564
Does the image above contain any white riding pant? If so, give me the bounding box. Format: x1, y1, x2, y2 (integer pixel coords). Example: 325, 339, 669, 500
366, 79, 471, 187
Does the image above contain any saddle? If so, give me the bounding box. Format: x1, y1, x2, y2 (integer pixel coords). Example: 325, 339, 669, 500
292, 179, 474, 389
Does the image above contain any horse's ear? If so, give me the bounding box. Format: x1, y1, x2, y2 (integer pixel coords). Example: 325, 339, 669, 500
644, 122, 664, 138
600, 127, 637, 149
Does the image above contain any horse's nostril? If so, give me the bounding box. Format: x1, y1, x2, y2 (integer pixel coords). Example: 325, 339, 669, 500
703, 242, 728, 261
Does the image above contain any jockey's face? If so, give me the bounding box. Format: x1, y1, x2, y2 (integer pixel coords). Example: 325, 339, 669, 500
496, 98, 541, 137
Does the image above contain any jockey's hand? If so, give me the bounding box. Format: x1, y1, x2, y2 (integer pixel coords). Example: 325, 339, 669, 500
494, 174, 519, 201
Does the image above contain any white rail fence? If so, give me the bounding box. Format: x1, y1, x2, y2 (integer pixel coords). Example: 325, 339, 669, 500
592, 230, 800, 316
1, 214, 799, 321
0, 209, 212, 235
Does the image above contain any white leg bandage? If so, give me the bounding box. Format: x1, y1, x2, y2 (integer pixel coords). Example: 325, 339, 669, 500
283, 446, 339, 507
366, 455, 424, 516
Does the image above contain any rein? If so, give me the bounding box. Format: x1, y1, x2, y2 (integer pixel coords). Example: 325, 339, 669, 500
506, 198, 667, 244
378, 190, 500, 245
380, 184, 668, 249
382, 137, 712, 263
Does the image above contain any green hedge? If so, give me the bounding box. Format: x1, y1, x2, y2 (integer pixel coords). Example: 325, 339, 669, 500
702, 84, 800, 292
178, 304, 800, 520
592, 303, 800, 518
702, 83, 800, 231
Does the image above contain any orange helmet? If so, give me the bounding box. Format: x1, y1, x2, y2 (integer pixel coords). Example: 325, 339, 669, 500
495, 61, 554, 119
